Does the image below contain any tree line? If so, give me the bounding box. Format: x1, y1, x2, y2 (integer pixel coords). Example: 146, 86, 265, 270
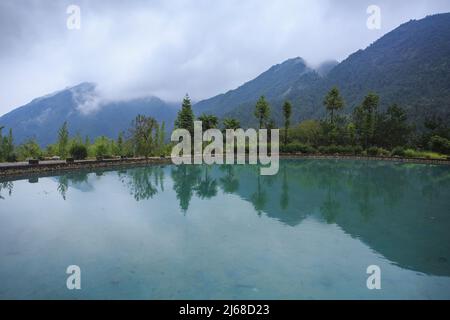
1, 86, 450, 162
172, 87, 450, 159
0, 115, 168, 162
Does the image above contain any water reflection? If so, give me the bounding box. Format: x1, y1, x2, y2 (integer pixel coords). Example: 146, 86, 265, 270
171, 165, 202, 213
219, 165, 239, 194
280, 166, 289, 211
56, 172, 91, 200
251, 174, 267, 215
118, 166, 165, 201
6, 160, 450, 278
162, 160, 449, 277
0, 181, 13, 199
195, 166, 218, 199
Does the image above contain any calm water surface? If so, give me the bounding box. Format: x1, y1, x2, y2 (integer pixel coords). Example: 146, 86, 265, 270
1, 159, 450, 299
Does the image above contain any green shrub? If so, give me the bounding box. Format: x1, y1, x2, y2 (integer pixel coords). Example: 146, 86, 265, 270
17, 139, 42, 161
404, 149, 417, 158
95, 144, 109, 159
429, 135, 450, 155
318, 145, 355, 155
69, 144, 88, 160
281, 142, 316, 154
365, 147, 390, 157
420, 152, 446, 160
318, 145, 336, 154
367, 146, 379, 156
391, 147, 405, 157
339, 145, 353, 154
378, 148, 390, 156
402, 149, 444, 159
318, 146, 328, 154
5, 153, 17, 162
353, 146, 364, 155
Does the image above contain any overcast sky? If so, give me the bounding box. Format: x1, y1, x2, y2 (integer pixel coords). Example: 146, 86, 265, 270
1, 0, 449, 116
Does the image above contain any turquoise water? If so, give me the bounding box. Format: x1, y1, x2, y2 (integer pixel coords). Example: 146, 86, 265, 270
1, 159, 450, 299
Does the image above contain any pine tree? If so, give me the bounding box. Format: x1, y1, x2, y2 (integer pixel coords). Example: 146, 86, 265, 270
376, 104, 412, 148
323, 87, 344, 124
57, 122, 69, 159
175, 94, 195, 135
223, 118, 240, 130
0, 126, 4, 161
282, 101, 292, 146
0, 127, 13, 161
117, 132, 124, 156
198, 114, 218, 131
353, 92, 379, 148
155, 122, 166, 155
254, 96, 270, 129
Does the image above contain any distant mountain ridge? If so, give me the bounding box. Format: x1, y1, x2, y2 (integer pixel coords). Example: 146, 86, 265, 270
194, 13, 450, 127
194, 57, 316, 114
0, 83, 178, 146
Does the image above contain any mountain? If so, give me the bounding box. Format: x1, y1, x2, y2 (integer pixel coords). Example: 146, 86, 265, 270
194, 57, 322, 127
195, 13, 450, 126
318, 12, 450, 123
0, 83, 178, 146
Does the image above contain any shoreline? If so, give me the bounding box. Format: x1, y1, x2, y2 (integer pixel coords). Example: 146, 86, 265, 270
1, 154, 449, 181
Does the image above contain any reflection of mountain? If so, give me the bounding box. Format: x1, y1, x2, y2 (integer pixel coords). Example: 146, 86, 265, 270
238, 161, 450, 277
41, 160, 450, 277
169, 160, 450, 277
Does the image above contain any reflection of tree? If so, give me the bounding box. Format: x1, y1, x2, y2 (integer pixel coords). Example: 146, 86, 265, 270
158, 168, 165, 192
309, 162, 342, 223
346, 163, 406, 220
119, 166, 165, 201
320, 192, 340, 224
57, 175, 69, 200
69, 172, 89, 184
421, 167, 450, 203
195, 166, 217, 199
171, 165, 201, 213
56, 172, 90, 200
348, 165, 376, 220
251, 174, 267, 215
280, 165, 289, 210
0, 181, 13, 199
219, 165, 239, 194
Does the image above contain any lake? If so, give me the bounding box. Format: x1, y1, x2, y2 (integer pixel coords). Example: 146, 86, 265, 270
1, 159, 450, 299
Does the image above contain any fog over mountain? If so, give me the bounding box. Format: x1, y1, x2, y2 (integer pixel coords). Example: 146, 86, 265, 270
0, 83, 177, 146
1, 0, 450, 116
